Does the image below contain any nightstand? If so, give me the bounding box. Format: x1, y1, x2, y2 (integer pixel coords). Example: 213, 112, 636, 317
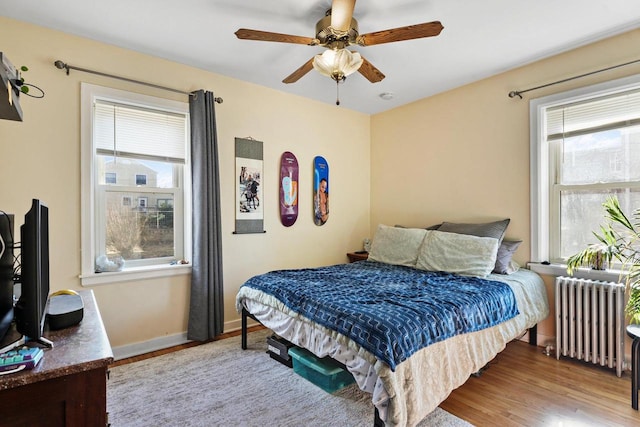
347, 252, 368, 263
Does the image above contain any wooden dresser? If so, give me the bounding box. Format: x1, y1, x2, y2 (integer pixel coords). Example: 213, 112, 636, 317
0, 290, 113, 426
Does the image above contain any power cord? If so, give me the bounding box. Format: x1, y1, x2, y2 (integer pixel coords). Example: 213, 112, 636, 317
0, 210, 20, 283
0, 210, 12, 261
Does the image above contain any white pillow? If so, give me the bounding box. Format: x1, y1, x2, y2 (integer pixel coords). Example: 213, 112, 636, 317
368, 224, 427, 267
415, 230, 500, 277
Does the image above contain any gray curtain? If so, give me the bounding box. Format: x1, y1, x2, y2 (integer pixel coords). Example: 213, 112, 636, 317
187, 90, 224, 340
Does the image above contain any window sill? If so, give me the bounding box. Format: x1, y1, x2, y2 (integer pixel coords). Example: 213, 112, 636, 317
527, 262, 627, 283
80, 263, 191, 286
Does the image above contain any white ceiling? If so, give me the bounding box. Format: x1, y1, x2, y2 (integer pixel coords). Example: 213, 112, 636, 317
2, 0, 640, 114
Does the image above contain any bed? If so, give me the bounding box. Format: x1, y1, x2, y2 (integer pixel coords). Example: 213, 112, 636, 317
236, 223, 550, 427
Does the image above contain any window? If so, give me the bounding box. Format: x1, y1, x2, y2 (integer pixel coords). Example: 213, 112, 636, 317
531, 74, 640, 267
81, 83, 191, 284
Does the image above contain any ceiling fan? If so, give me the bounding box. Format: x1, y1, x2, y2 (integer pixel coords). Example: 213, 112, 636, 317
235, 0, 443, 85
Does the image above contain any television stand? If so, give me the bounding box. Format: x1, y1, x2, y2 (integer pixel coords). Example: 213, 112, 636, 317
0, 334, 25, 354
30, 335, 54, 348
0, 329, 55, 354
0, 290, 113, 426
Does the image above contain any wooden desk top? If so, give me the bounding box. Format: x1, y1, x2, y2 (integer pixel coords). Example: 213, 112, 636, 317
0, 289, 113, 391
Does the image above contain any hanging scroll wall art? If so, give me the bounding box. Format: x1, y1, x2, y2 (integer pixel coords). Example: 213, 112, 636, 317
234, 137, 265, 234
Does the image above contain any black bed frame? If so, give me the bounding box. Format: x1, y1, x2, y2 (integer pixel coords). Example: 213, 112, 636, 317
241, 307, 538, 426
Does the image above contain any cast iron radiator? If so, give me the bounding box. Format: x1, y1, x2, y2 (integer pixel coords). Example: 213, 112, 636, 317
555, 276, 625, 377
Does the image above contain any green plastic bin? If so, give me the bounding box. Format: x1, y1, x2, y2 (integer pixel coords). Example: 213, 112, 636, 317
288, 346, 355, 393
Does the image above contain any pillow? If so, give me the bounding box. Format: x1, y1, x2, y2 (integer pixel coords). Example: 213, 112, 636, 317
437, 218, 510, 243
368, 224, 427, 267
395, 223, 441, 230
415, 230, 500, 277
493, 239, 522, 274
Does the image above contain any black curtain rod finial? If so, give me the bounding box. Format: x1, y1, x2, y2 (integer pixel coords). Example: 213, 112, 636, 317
53, 60, 69, 75
190, 93, 222, 103
508, 91, 523, 99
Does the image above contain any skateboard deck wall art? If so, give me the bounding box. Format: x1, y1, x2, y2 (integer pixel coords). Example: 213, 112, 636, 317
279, 151, 299, 227
313, 156, 329, 226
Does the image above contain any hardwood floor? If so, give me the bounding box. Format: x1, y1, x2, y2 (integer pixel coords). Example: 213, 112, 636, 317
112, 328, 639, 426
440, 340, 639, 426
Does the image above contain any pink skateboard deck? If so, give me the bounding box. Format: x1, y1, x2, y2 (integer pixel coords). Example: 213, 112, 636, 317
279, 151, 299, 227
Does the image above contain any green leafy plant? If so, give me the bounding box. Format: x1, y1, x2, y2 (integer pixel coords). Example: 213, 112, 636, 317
15, 65, 30, 94
565, 196, 640, 324
9, 65, 45, 99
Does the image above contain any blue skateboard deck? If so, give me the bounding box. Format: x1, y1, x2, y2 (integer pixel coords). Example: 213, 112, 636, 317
313, 156, 329, 226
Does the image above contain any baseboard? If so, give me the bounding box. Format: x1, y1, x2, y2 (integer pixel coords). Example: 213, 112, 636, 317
224, 316, 259, 333
111, 332, 190, 361
535, 333, 554, 348
111, 318, 261, 360
516, 331, 554, 348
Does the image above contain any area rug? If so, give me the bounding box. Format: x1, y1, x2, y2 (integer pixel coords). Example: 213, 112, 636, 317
108, 329, 472, 426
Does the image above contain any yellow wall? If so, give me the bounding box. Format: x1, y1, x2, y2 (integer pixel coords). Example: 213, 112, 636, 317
3, 15, 639, 353
0, 17, 371, 349
371, 28, 640, 344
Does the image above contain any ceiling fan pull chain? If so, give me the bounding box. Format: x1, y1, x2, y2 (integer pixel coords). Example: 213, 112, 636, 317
336, 79, 340, 106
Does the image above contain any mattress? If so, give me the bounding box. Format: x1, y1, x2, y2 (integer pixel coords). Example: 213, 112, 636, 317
236, 266, 549, 427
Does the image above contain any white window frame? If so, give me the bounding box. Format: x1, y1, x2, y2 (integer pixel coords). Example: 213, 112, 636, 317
80, 83, 192, 286
529, 73, 640, 280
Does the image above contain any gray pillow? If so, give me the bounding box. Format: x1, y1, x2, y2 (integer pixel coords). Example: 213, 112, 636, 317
437, 219, 510, 243
493, 239, 522, 274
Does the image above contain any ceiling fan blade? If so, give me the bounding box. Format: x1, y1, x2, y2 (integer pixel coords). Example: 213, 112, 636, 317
283, 58, 315, 84
358, 56, 385, 83
330, 0, 357, 32
358, 21, 443, 46
235, 29, 317, 45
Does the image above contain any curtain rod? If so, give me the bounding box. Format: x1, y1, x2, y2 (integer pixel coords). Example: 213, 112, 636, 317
508, 57, 640, 99
53, 60, 223, 103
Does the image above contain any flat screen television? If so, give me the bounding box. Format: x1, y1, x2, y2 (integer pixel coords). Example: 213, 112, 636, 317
14, 199, 53, 347
0, 212, 14, 343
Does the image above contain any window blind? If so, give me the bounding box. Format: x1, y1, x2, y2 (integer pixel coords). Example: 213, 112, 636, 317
546, 87, 640, 141
94, 100, 187, 163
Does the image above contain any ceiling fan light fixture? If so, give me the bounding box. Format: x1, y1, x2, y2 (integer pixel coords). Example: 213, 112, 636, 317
312, 48, 363, 81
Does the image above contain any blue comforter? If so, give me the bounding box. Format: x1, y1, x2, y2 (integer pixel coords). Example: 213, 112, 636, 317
240, 261, 519, 371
